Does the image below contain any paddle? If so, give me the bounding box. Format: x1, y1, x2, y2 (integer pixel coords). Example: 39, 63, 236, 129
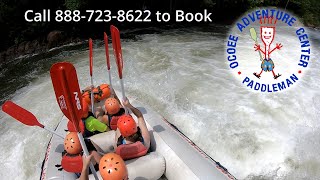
110, 25, 128, 114
50, 62, 98, 180
2, 101, 64, 139
104, 32, 113, 89
249, 27, 263, 61
89, 38, 95, 112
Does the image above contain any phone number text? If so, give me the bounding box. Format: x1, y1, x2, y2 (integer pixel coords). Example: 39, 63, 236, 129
25, 10, 152, 22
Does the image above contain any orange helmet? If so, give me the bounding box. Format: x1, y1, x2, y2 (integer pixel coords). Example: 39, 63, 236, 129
99, 84, 111, 100
105, 98, 120, 115
82, 91, 91, 105
99, 153, 128, 180
117, 115, 137, 137
64, 132, 82, 155
93, 84, 111, 102
82, 98, 89, 118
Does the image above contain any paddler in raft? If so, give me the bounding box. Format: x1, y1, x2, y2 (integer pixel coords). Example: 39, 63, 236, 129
90, 97, 151, 163
81, 83, 125, 136
80, 153, 128, 180
82, 83, 127, 132
60, 133, 128, 180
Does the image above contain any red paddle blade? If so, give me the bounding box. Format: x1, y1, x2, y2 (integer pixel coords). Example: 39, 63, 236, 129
2, 101, 44, 128
104, 32, 111, 70
110, 25, 123, 79
89, 38, 93, 76
50, 62, 82, 132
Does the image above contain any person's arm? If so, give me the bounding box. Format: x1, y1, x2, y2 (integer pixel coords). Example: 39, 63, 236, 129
82, 85, 93, 93
114, 128, 120, 149
136, 116, 150, 150
79, 154, 93, 180
123, 98, 150, 149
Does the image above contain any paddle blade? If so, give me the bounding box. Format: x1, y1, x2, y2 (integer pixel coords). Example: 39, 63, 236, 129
110, 25, 123, 79
104, 32, 111, 70
89, 38, 93, 76
50, 62, 82, 131
249, 27, 257, 42
2, 101, 44, 127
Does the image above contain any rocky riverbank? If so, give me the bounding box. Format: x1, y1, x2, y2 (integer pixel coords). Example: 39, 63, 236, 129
0, 30, 83, 65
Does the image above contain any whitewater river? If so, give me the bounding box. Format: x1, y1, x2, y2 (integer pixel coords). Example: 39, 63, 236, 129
0, 24, 319, 180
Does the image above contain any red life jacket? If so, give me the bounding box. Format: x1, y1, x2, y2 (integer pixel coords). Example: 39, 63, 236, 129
116, 141, 148, 160
116, 128, 148, 160
61, 152, 83, 173
109, 108, 125, 130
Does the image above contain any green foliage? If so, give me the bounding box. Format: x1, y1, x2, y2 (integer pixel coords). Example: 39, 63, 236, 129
289, 0, 320, 26
246, 0, 320, 27
64, 0, 81, 11
247, 0, 263, 9
201, 0, 216, 8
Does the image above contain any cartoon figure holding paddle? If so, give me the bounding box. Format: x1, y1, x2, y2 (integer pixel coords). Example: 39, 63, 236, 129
250, 16, 283, 79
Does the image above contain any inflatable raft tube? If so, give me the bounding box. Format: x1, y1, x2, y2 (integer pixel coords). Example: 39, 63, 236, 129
40, 99, 236, 180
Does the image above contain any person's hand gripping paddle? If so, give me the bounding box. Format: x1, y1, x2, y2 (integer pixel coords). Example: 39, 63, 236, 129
50, 62, 99, 180
110, 25, 128, 114
2, 101, 64, 139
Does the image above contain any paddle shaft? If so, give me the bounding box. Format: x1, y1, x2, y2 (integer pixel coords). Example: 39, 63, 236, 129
119, 78, 128, 114
77, 132, 99, 180
90, 78, 94, 113
108, 69, 112, 89
43, 126, 64, 139
89, 39, 95, 113
104, 33, 113, 89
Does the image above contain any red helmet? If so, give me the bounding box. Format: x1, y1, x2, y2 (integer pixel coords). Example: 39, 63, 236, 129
105, 98, 120, 115
99, 153, 128, 180
64, 132, 82, 155
117, 115, 137, 137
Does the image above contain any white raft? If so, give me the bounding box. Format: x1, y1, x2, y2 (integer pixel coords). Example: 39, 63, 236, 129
40, 99, 236, 180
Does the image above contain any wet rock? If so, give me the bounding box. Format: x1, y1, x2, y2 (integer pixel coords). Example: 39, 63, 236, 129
17, 41, 27, 54
0, 52, 6, 64
6, 45, 17, 58
47, 30, 65, 49
25, 40, 40, 54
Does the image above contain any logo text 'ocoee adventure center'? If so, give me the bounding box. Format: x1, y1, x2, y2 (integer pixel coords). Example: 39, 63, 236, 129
226, 7, 312, 93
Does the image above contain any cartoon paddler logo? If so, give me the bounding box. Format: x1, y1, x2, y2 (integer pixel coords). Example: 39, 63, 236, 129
226, 7, 312, 92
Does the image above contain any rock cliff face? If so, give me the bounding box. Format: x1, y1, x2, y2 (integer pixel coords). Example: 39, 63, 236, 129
0, 30, 81, 64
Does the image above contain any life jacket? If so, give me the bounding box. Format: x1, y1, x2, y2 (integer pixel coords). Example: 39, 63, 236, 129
109, 108, 125, 130
82, 90, 91, 105
116, 128, 148, 160
67, 120, 85, 134
116, 141, 148, 160
61, 151, 83, 173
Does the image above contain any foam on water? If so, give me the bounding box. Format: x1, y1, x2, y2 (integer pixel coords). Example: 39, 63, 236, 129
0, 26, 319, 179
